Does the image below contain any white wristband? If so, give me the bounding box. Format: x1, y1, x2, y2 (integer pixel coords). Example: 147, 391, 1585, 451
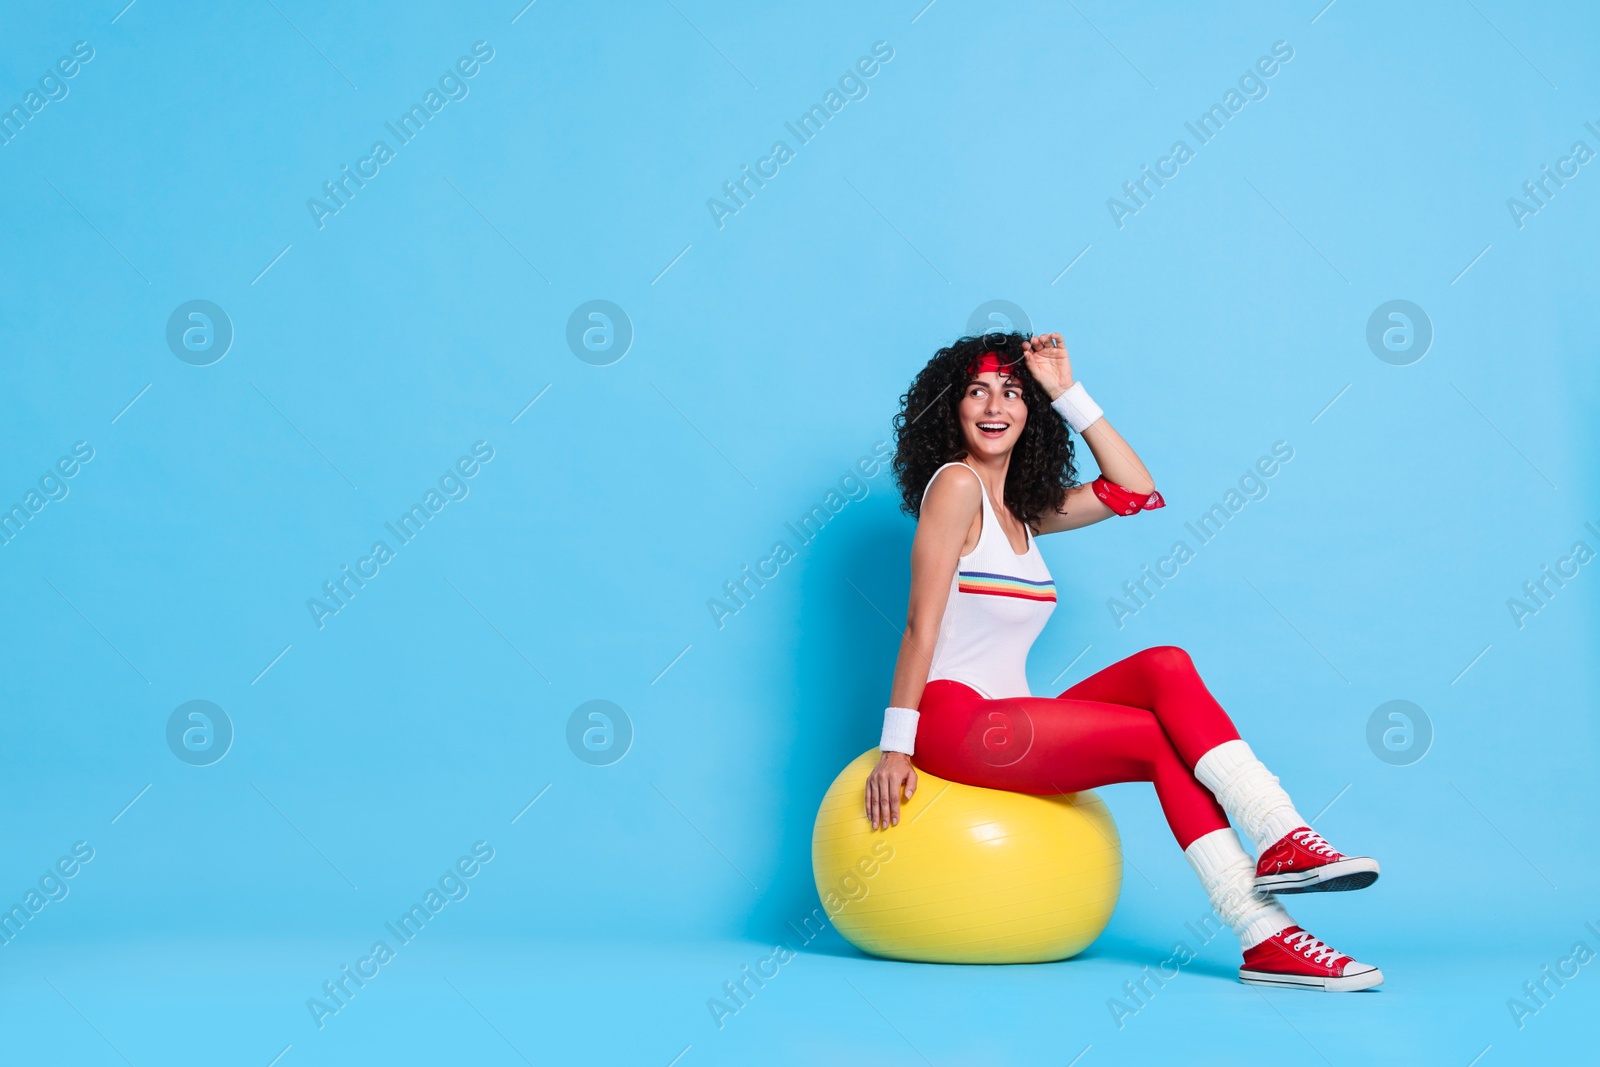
1051, 381, 1103, 434
880, 706, 920, 755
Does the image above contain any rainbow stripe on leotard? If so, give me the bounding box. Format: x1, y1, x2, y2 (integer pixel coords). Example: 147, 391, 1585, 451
957, 570, 1057, 603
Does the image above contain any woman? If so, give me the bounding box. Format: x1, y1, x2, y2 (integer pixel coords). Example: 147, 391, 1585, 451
864, 331, 1383, 991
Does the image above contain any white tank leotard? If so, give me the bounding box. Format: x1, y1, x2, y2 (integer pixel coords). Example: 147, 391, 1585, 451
920, 461, 1057, 700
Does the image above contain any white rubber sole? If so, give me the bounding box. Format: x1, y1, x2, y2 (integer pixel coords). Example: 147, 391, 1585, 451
1240, 964, 1385, 992
1255, 856, 1380, 895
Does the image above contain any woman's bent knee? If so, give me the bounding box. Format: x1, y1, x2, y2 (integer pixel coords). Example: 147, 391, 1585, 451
1139, 644, 1194, 675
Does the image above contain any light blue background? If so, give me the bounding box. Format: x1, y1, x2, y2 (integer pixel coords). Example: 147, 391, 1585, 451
1, 0, 1596, 1063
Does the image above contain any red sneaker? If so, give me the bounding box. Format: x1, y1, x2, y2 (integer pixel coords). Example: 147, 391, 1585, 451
1240, 925, 1384, 991
1254, 826, 1379, 894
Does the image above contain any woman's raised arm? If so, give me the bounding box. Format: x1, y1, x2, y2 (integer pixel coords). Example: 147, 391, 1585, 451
1023, 332, 1160, 536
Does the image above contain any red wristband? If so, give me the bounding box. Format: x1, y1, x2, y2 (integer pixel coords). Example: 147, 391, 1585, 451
1092, 476, 1165, 516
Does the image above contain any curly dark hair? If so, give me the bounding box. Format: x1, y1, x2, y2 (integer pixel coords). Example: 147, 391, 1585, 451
891, 331, 1078, 529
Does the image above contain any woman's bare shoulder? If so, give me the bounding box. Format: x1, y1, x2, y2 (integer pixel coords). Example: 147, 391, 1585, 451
919, 462, 982, 525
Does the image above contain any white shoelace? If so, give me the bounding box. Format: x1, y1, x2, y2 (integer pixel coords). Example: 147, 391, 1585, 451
1291, 827, 1340, 857
1282, 929, 1342, 964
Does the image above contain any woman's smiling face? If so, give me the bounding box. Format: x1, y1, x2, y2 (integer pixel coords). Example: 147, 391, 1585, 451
959, 370, 1027, 460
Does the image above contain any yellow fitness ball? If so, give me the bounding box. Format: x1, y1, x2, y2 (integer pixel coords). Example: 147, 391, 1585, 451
811, 749, 1122, 964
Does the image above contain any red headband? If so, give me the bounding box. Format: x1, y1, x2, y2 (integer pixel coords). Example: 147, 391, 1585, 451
967, 350, 1019, 377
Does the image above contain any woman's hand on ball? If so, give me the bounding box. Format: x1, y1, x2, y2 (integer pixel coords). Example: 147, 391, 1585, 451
866, 750, 918, 829
1021, 332, 1073, 400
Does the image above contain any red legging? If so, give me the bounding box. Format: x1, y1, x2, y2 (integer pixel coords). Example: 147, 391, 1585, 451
913, 646, 1240, 850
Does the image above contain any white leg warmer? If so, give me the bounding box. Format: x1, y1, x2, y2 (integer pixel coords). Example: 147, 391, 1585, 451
1183, 828, 1293, 949
1193, 739, 1305, 852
